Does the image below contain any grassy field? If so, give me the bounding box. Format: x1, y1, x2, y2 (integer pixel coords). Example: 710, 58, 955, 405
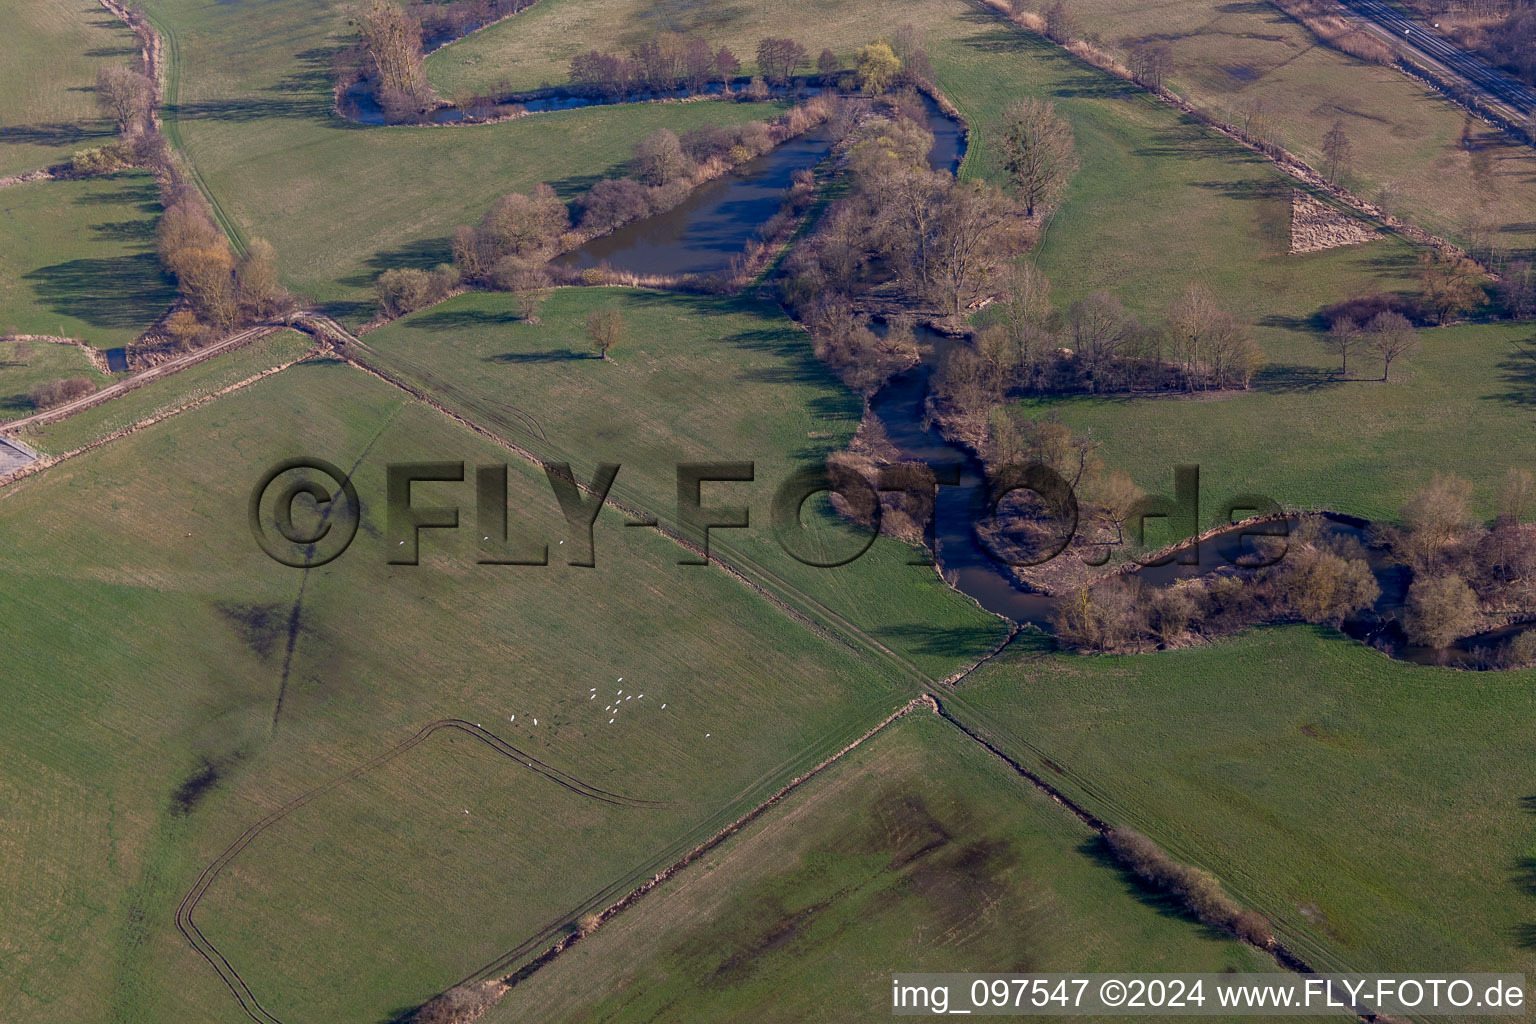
921, 21, 1421, 360
1051, 0, 1536, 263
1013, 320, 1536, 524
132, 0, 1432, 338
494, 712, 1285, 1023
364, 288, 1012, 681
944, 626, 1536, 979
0, 171, 175, 349
0, 0, 130, 177
454, 0, 1426, 340
427, 0, 975, 97
133, 0, 790, 319
0, 337, 111, 419
16, 328, 316, 454
0, 357, 921, 1023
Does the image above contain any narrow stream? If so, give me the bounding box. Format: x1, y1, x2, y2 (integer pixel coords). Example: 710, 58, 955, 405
869, 350, 1531, 667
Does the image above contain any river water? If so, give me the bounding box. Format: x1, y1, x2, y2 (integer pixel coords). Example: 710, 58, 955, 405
554, 93, 964, 278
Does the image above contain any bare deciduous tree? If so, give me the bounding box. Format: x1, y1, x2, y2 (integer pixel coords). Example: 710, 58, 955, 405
95, 67, 155, 135
586, 309, 625, 359
1128, 43, 1173, 92
1323, 315, 1362, 377
1364, 310, 1418, 380
1000, 97, 1079, 217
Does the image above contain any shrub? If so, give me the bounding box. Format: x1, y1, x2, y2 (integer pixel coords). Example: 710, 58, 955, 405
1503, 630, 1536, 668
29, 377, 96, 410
1233, 910, 1274, 947
632, 128, 693, 186
411, 982, 500, 1024
578, 177, 656, 233
1403, 574, 1480, 648
1104, 828, 1270, 943
71, 143, 132, 176
374, 266, 455, 317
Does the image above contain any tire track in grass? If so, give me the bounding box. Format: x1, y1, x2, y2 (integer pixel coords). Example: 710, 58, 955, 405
176, 718, 665, 1024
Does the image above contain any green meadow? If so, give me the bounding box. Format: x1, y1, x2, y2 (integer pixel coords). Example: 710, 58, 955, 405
0, 357, 918, 1021
943, 627, 1536, 979
0, 171, 175, 349
0, 0, 129, 177
496, 712, 1288, 1023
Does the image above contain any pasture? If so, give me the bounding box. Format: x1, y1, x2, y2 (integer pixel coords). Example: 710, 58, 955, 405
1053, 0, 1536, 263
0, 172, 175, 349
946, 626, 1536, 978
493, 712, 1283, 1023
0, 0, 129, 177
138, 0, 790, 319
363, 288, 1013, 681
0, 337, 110, 419
0, 357, 915, 1022
1013, 320, 1536, 524
17, 328, 316, 454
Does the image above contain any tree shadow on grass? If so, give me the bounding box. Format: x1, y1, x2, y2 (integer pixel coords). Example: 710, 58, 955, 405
1079, 834, 1237, 940
408, 307, 520, 332
486, 349, 586, 363
90, 218, 158, 243
547, 160, 634, 200
872, 622, 1008, 660
1251, 363, 1345, 394
1487, 336, 1536, 407
22, 253, 174, 331
73, 175, 161, 213
0, 120, 114, 148
319, 298, 376, 322
338, 237, 455, 290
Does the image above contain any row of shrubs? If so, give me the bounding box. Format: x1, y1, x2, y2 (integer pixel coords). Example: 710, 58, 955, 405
1105, 828, 1275, 946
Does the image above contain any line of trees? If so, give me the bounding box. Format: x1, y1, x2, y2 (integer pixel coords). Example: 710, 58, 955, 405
87, 47, 294, 349
570, 33, 742, 99
934, 274, 1262, 433
158, 207, 291, 344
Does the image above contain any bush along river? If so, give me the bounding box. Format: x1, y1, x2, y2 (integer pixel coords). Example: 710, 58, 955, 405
867, 342, 1532, 669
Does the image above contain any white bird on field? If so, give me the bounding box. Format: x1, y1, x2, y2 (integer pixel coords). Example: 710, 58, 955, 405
661, 703, 666, 708
509, 715, 515, 721
532, 718, 538, 725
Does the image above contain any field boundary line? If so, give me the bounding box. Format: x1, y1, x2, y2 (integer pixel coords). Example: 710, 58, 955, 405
0, 343, 322, 493
926, 692, 1348, 990
477, 696, 940, 1006
327, 342, 934, 685
176, 718, 661, 1024
0, 322, 286, 434
971, 0, 1497, 279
